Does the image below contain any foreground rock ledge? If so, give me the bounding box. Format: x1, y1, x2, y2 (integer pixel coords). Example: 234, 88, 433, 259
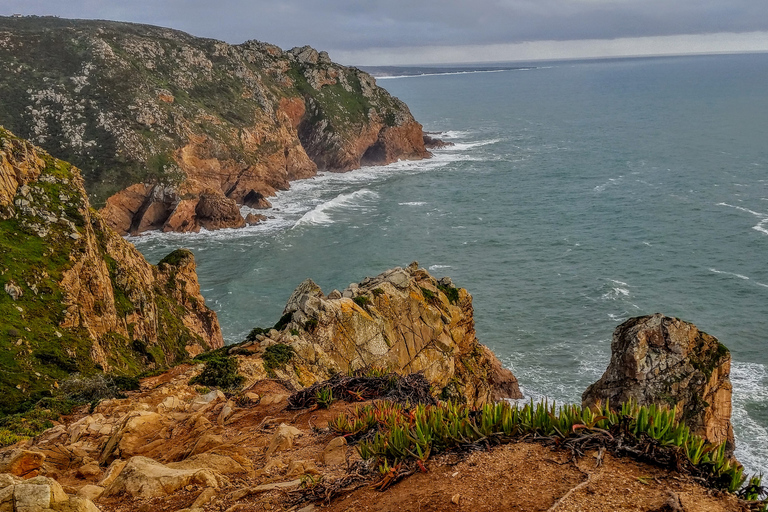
583, 313, 734, 453
238, 262, 522, 406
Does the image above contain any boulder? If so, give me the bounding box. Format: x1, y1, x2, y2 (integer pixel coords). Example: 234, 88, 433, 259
102, 456, 227, 499
242, 190, 272, 209
195, 190, 246, 231
583, 314, 734, 452
244, 213, 267, 225
0, 449, 46, 478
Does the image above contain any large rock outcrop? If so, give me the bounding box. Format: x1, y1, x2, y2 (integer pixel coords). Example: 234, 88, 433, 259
582, 314, 734, 452
0, 127, 223, 412
0, 17, 431, 234
236, 263, 521, 406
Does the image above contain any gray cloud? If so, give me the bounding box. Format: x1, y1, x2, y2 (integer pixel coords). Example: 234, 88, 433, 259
4, 0, 768, 63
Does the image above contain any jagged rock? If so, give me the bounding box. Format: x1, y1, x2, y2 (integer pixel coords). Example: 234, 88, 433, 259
266, 424, 302, 456
0, 475, 99, 512
102, 456, 227, 499
583, 314, 734, 452
195, 190, 246, 231
76, 485, 104, 502
244, 213, 267, 225
242, 190, 272, 209
238, 265, 521, 406
0, 449, 46, 478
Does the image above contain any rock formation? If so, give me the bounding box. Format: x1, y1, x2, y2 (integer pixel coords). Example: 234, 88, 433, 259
582, 314, 734, 452
0, 17, 433, 234
0, 127, 223, 412
235, 263, 521, 406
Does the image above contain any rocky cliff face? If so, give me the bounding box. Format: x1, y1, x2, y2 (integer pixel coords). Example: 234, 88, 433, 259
235, 263, 521, 406
0, 127, 223, 413
582, 314, 734, 452
0, 17, 431, 235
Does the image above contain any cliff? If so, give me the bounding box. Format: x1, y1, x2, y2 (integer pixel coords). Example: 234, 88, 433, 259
233, 263, 521, 406
0, 127, 223, 413
0, 17, 431, 235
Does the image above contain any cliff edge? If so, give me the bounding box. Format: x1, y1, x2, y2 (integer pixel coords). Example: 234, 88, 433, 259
0, 17, 431, 234
0, 127, 223, 412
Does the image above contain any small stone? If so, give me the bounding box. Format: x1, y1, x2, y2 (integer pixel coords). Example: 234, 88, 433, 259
451, 493, 461, 505
322, 436, 347, 466
4, 281, 22, 301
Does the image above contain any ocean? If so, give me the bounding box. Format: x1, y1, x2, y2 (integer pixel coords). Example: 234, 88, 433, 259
132, 53, 768, 474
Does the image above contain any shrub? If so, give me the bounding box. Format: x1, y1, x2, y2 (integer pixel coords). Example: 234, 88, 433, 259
437, 284, 460, 305
273, 313, 293, 331
60, 374, 125, 403
263, 344, 295, 374
353, 296, 370, 308
246, 327, 268, 341
304, 318, 318, 331
189, 355, 244, 390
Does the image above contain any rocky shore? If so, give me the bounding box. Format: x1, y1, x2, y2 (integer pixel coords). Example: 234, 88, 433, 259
0, 16, 436, 235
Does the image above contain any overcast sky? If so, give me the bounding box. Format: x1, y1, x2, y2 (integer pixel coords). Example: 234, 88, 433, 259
4, 0, 768, 65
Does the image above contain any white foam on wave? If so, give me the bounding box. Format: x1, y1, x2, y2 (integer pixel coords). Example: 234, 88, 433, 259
293, 189, 378, 227
731, 362, 768, 476
442, 139, 501, 151
717, 202, 768, 237
593, 176, 624, 193
398, 201, 426, 206
129, 136, 482, 248
428, 264, 452, 271
709, 268, 768, 289
376, 69, 512, 80
437, 130, 472, 140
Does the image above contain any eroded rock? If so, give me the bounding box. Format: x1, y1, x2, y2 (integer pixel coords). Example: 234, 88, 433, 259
583, 314, 734, 452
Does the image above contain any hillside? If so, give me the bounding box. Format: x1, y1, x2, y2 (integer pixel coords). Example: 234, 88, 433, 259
0, 16, 431, 234
0, 127, 223, 413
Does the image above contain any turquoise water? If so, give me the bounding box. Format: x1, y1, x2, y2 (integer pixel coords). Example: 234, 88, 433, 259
133, 54, 768, 473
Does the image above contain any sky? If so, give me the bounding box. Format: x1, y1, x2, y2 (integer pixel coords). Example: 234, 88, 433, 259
3, 0, 768, 65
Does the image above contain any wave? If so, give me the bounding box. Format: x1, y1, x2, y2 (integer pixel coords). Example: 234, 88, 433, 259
442, 139, 501, 151
717, 202, 768, 237
731, 362, 768, 476
428, 264, 452, 271
376, 69, 515, 80
398, 201, 426, 206
709, 268, 768, 289
293, 189, 379, 227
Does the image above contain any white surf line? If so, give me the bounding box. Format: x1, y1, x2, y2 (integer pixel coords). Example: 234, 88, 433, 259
717, 202, 768, 236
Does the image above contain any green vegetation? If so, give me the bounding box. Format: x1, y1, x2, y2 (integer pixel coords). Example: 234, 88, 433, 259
273, 312, 293, 331
330, 399, 766, 504
419, 287, 437, 302
263, 343, 295, 376
437, 284, 460, 305
246, 327, 268, 341
353, 296, 371, 308
315, 387, 334, 409
189, 355, 244, 390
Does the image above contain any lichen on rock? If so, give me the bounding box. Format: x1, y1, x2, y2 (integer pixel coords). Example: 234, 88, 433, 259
236, 263, 521, 406
582, 313, 734, 453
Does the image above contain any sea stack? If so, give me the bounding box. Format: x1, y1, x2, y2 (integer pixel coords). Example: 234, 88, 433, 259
583, 313, 734, 453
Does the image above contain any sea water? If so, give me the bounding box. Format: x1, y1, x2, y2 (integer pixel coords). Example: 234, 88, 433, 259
132, 53, 768, 474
